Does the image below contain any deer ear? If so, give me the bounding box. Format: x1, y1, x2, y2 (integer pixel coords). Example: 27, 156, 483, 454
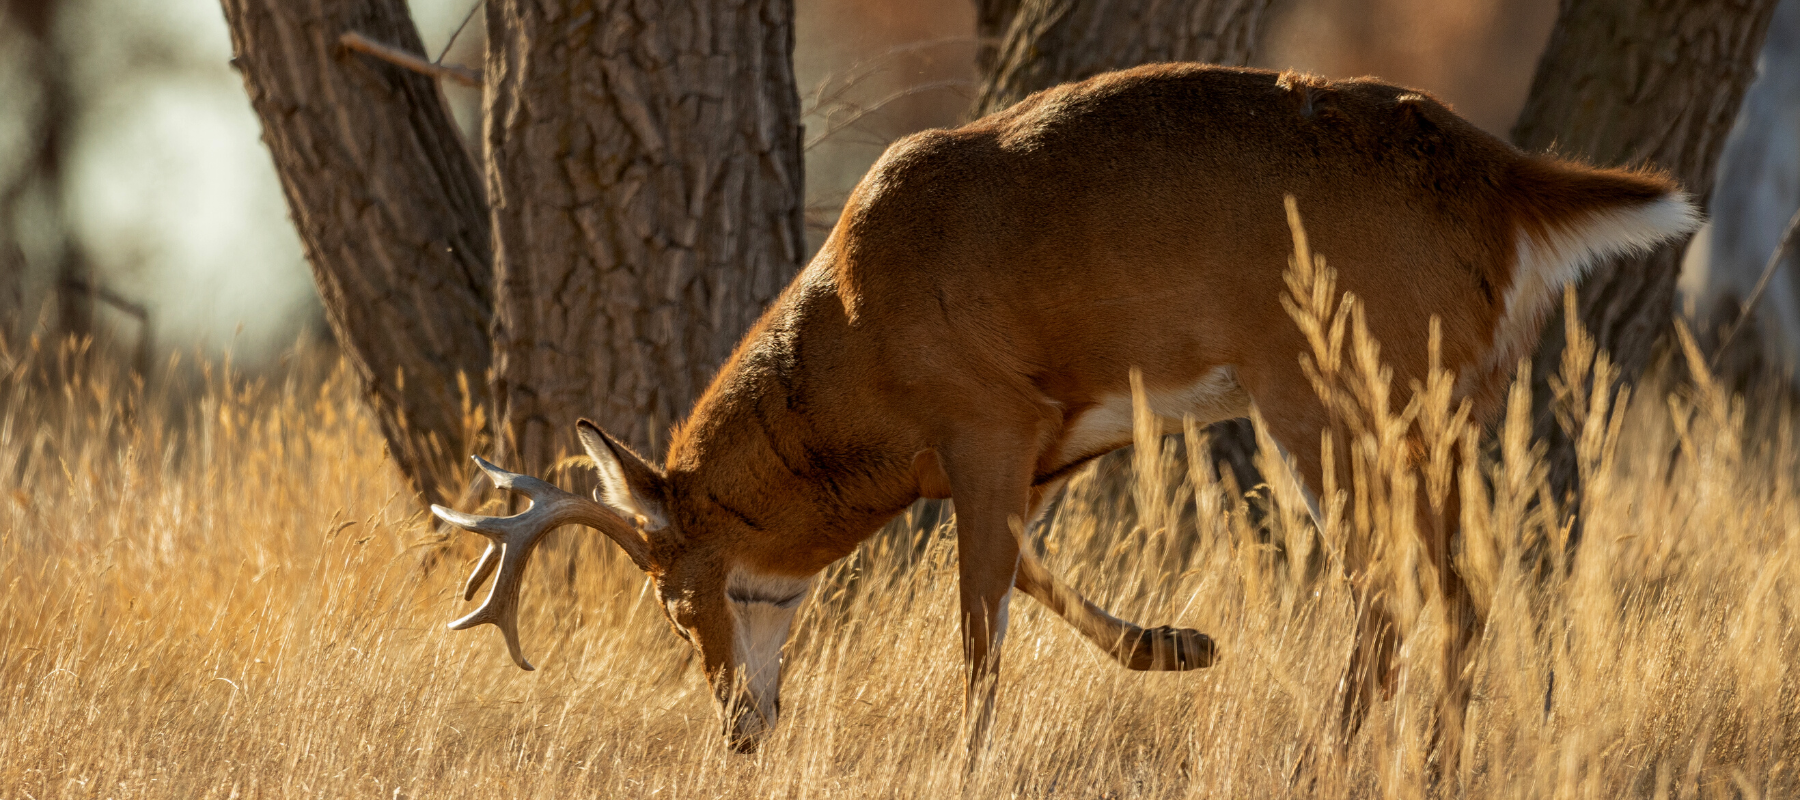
576, 419, 670, 531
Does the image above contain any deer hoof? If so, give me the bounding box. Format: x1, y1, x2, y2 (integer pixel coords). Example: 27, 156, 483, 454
1124, 625, 1217, 671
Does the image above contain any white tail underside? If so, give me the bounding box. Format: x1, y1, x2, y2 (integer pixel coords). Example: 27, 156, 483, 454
1485, 193, 1704, 380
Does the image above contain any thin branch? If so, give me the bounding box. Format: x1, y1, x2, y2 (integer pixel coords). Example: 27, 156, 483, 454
1710, 204, 1800, 369
60, 277, 147, 322
339, 31, 481, 88
805, 37, 987, 114
436, 0, 485, 64
804, 79, 977, 151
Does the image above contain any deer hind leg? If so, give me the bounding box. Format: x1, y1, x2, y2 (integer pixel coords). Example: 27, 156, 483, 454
1342, 435, 1479, 778
1422, 463, 1479, 782
1341, 594, 1400, 742
1253, 380, 1478, 775
1238, 384, 1402, 746
1012, 476, 1218, 672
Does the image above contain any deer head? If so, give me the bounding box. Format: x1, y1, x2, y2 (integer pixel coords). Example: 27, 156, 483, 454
432, 419, 806, 752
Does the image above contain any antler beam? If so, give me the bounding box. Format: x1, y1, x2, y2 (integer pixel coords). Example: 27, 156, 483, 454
431, 456, 651, 670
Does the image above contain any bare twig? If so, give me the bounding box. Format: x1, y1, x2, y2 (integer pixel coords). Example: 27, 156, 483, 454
435, 0, 485, 64
59, 277, 146, 322
339, 31, 480, 88
1710, 204, 1800, 369
804, 79, 977, 151
805, 37, 985, 112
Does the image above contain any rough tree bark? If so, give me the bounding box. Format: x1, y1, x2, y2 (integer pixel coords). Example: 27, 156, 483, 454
1511, 0, 1778, 500
972, 0, 1275, 494
485, 1, 806, 466
973, 0, 1024, 77
222, 0, 494, 508
973, 0, 1274, 116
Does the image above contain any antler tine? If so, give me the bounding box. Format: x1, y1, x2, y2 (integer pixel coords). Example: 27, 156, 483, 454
443, 521, 543, 670
471, 454, 556, 495
461, 542, 500, 602
430, 455, 650, 671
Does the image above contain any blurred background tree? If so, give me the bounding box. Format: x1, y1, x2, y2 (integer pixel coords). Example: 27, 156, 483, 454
1, 0, 92, 346
1, 0, 320, 365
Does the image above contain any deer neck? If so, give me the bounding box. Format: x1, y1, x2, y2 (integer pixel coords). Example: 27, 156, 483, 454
667, 277, 919, 570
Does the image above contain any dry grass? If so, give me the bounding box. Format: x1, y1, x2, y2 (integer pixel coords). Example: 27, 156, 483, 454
6, 240, 1800, 797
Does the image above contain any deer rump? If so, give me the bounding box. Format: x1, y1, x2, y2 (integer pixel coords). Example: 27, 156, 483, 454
435, 63, 1699, 755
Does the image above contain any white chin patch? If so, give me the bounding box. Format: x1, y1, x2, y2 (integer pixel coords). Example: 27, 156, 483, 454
727, 570, 812, 731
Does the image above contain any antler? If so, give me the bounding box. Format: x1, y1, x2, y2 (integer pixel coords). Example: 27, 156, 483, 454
431, 456, 653, 670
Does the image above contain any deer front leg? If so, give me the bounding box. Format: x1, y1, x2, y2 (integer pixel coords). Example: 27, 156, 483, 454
1003, 476, 1217, 671
952, 495, 1023, 751
1012, 544, 1217, 671
938, 432, 1043, 752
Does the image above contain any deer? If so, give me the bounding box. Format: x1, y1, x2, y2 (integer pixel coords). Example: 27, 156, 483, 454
432, 63, 1700, 758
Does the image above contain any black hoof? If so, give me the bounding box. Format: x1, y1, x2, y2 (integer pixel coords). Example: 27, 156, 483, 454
1125, 625, 1216, 671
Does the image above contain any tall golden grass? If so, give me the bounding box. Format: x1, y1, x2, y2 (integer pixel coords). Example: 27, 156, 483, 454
5, 217, 1799, 797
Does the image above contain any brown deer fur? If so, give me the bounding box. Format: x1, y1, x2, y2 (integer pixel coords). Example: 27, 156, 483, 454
436, 63, 1699, 756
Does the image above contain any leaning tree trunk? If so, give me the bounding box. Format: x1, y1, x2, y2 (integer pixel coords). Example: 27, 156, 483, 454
1512, 0, 1779, 504
973, 0, 1273, 116
972, 0, 1275, 498
973, 0, 1025, 78
222, 0, 494, 508
484, 0, 807, 467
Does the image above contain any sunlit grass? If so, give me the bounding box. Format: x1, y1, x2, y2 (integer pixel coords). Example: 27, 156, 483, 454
5, 239, 1799, 797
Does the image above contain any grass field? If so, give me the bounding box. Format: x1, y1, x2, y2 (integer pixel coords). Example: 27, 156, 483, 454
4, 277, 1799, 797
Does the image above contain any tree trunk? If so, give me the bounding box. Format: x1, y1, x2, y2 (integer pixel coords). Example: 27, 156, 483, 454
484, 0, 807, 466
973, 0, 1025, 77
973, 0, 1274, 116
1511, 0, 1778, 501
221, 0, 494, 508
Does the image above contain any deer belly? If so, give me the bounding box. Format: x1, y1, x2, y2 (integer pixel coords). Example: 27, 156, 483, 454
1055, 366, 1252, 468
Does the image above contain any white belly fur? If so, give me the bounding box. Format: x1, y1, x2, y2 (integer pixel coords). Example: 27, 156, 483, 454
1057, 366, 1252, 466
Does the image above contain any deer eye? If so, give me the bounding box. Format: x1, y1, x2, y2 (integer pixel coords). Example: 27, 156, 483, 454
727, 587, 808, 609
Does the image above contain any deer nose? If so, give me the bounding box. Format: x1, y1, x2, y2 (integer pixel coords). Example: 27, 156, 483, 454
726, 730, 761, 754
724, 710, 769, 754
722, 692, 778, 753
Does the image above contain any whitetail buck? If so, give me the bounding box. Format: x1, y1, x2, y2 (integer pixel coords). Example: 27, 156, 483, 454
434, 64, 1699, 755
